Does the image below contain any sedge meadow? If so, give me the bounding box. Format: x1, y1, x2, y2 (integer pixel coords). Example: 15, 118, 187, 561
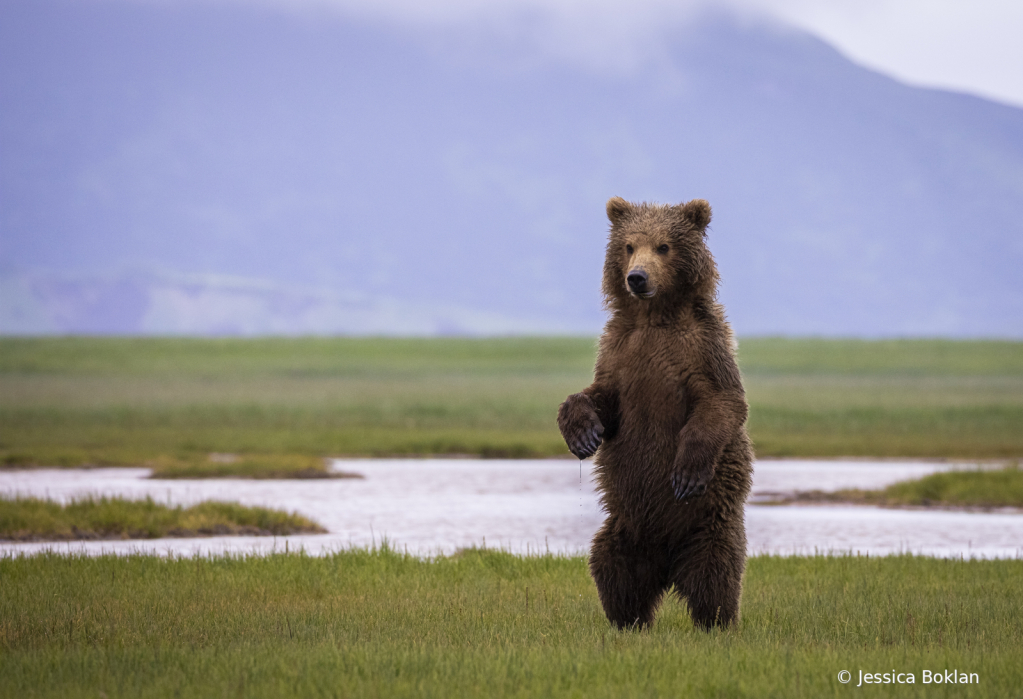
2, 337, 1021, 466
1, 337, 1022, 697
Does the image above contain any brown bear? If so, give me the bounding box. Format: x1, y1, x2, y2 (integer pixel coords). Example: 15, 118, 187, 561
557, 196, 753, 630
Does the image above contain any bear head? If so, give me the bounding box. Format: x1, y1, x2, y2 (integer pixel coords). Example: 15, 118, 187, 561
602, 197, 718, 307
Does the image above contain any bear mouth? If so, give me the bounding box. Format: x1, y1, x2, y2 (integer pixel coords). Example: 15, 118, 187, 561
630, 289, 657, 299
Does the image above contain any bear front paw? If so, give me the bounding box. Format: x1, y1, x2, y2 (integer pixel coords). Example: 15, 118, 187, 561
671, 465, 714, 501
557, 393, 604, 460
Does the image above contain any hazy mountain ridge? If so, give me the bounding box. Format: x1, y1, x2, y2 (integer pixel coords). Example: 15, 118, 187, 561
1, 0, 1021, 336
0, 269, 576, 335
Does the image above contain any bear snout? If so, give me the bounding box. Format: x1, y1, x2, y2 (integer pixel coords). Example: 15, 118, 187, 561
627, 269, 650, 295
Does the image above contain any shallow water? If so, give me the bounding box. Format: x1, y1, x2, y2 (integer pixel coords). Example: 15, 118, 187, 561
2, 459, 1020, 559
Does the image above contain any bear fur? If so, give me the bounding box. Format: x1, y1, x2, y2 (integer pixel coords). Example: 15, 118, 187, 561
557, 197, 753, 630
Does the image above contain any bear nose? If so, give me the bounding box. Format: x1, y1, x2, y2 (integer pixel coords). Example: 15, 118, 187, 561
627, 269, 648, 293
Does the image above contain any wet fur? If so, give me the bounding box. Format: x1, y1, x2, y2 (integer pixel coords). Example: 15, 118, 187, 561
558, 197, 753, 630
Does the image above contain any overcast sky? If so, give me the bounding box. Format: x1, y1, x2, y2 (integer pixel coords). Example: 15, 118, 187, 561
268, 0, 1023, 108
745, 0, 1023, 108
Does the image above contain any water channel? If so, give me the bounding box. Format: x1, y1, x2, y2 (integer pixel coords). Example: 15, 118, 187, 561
2, 459, 1020, 559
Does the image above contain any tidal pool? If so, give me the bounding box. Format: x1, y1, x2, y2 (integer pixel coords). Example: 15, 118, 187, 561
2, 459, 1020, 559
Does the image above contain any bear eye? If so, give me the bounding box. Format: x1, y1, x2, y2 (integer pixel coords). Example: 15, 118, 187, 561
657, 244, 669, 254
626, 244, 634, 255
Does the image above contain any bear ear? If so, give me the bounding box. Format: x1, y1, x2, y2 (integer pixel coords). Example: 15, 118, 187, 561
679, 199, 712, 231
606, 196, 633, 224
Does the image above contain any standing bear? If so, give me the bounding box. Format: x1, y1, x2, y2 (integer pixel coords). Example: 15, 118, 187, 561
558, 197, 753, 630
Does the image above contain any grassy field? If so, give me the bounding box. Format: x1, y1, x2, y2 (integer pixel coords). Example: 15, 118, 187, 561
0, 496, 324, 541
1, 548, 1020, 698
1, 336, 1021, 468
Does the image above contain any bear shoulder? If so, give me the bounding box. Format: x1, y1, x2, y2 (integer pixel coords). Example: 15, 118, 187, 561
686, 302, 743, 394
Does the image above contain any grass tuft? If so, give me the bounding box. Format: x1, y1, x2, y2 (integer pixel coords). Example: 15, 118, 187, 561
773, 463, 1023, 509
878, 462, 1023, 507
146, 453, 363, 479
0, 495, 326, 541
834, 463, 1023, 509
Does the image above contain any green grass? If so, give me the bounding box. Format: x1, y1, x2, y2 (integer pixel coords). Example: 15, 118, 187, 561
1, 548, 1020, 697
0, 496, 325, 541
739, 338, 1023, 458
1, 337, 1021, 467
818, 464, 1023, 510
879, 464, 1023, 507
146, 453, 361, 479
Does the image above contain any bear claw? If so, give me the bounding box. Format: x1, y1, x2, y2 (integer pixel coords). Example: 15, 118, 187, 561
672, 471, 710, 501
568, 425, 602, 459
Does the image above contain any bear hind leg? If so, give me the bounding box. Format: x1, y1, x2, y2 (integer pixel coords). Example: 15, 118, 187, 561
670, 524, 746, 630
589, 520, 668, 629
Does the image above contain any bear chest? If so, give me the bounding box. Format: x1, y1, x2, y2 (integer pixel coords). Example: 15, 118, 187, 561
610, 332, 691, 433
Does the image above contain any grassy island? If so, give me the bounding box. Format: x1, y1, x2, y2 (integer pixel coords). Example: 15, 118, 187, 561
0, 495, 325, 541
146, 453, 363, 480
784, 463, 1023, 510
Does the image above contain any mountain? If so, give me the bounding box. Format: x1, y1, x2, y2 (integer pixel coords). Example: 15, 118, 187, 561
2, 0, 1021, 336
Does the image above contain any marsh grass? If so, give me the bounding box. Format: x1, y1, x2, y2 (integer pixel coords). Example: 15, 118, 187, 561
1, 548, 1020, 697
811, 463, 1023, 509
877, 463, 1023, 507
1, 337, 1021, 466
146, 453, 363, 479
0, 495, 325, 541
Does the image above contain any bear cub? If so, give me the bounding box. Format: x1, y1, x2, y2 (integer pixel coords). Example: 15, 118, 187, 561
558, 197, 753, 630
